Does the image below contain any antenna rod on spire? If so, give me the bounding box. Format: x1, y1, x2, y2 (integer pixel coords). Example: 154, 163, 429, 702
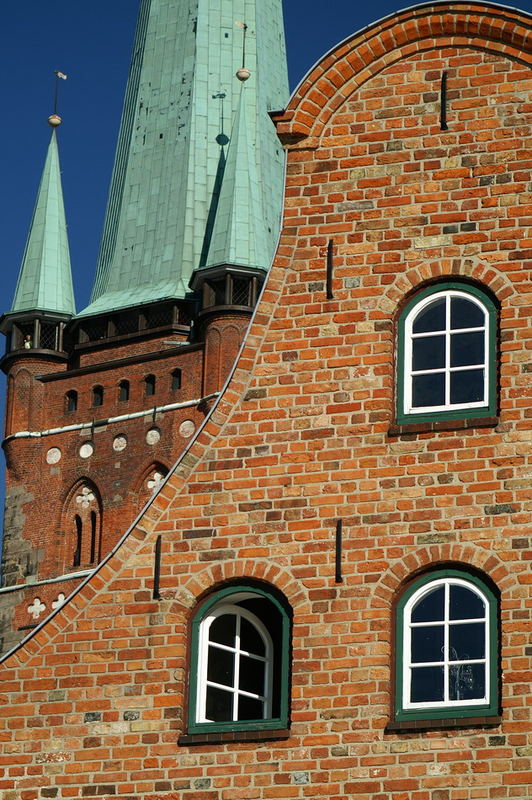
241, 22, 247, 69
234, 21, 251, 82
53, 70, 68, 115
235, 21, 248, 69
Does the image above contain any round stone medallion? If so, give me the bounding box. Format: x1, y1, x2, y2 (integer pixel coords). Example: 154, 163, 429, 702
46, 447, 61, 465
179, 419, 195, 438
113, 435, 128, 452
79, 442, 94, 459
146, 427, 161, 445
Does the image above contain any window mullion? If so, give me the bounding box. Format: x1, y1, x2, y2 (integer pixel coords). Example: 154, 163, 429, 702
445, 294, 451, 407
233, 613, 241, 722
444, 581, 450, 704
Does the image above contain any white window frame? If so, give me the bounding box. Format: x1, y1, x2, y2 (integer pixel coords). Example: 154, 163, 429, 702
404, 289, 489, 415
196, 602, 273, 724
403, 577, 490, 711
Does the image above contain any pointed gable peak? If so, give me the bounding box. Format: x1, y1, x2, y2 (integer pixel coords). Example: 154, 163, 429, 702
11, 124, 75, 317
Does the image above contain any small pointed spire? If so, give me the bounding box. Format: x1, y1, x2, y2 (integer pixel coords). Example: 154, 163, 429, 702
205, 86, 269, 271
11, 117, 75, 316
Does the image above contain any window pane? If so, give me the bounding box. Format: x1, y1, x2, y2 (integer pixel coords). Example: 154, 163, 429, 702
206, 686, 233, 722
238, 695, 264, 721
450, 369, 484, 404
209, 614, 236, 646
411, 666, 444, 703
451, 297, 484, 330
239, 655, 265, 695
412, 586, 444, 623
240, 617, 265, 657
451, 332, 484, 367
412, 373, 445, 408
411, 625, 444, 664
412, 298, 446, 333
207, 645, 234, 687
449, 623, 485, 661
450, 586, 485, 621
449, 663, 485, 701
412, 335, 445, 371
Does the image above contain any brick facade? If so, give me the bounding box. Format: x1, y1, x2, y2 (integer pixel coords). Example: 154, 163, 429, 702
1, 3, 531, 799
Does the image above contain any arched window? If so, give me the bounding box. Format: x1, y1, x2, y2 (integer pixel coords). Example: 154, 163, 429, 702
397, 283, 496, 423
92, 385, 104, 407
90, 510, 97, 564
171, 369, 182, 391
118, 380, 130, 402
188, 584, 291, 734
144, 374, 156, 397
65, 390, 78, 413
73, 515, 82, 567
66, 483, 101, 571
395, 569, 499, 722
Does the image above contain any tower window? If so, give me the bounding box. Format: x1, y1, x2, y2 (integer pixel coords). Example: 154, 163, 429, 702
90, 510, 97, 564
171, 369, 182, 391
68, 483, 100, 571
118, 380, 130, 402
232, 277, 251, 306
73, 515, 82, 567
65, 390, 78, 413
144, 374, 156, 397
40, 323, 58, 350
92, 385, 104, 407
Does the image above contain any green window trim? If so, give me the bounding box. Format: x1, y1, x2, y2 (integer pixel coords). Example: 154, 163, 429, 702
394, 569, 499, 722
187, 583, 291, 735
396, 282, 497, 425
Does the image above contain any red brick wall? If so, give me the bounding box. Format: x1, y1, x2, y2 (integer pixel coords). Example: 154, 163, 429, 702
0, 4, 531, 799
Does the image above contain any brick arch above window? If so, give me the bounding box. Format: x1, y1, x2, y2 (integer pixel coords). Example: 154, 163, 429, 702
372, 544, 514, 610
381, 260, 515, 316
173, 562, 310, 619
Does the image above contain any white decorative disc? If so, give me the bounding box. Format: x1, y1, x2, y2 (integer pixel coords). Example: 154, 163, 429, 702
46, 447, 61, 464
179, 419, 195, 438
113, 435, 128, 452
146, 428, 161, 445
79, 442, 94, 459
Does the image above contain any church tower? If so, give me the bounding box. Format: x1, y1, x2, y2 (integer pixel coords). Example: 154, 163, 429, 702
0, 0, 288, 655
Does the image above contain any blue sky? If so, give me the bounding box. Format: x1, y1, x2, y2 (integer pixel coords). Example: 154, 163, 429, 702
0, 0, 531, 529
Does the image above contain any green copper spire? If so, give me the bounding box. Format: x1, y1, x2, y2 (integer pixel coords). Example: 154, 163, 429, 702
11, 124, 75, 316
81, 0, 288, 317
204, 85, 268, 270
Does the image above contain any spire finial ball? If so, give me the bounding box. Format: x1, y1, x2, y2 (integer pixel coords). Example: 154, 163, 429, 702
48, 114, 62, 127
236, 67, 251, 82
